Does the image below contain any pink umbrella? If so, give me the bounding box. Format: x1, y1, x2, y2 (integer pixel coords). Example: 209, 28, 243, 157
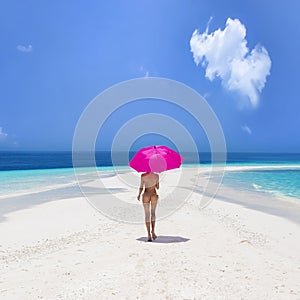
129, 145, 183, 173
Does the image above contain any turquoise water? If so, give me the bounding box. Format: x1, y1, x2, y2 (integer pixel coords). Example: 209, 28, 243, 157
1, 164, 300, 200
0, 150, 300, 200
0, 166, 127, 197
0, 168, 76, 196
223, 168, 300, 199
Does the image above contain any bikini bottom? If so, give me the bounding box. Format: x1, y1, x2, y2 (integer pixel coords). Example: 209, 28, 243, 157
142, 192, 159, 202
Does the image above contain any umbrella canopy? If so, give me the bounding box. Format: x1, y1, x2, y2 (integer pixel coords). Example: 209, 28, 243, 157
129, 145, 183, 173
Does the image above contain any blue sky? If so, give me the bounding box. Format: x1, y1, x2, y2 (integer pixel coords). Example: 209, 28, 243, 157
0, 0, 299, 152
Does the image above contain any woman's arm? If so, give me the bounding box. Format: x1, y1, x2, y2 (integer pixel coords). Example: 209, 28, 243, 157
137, 177, 144, 201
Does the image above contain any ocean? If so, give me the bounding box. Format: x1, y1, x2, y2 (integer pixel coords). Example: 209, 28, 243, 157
222, 168, 300, 199
0, 151, 300, 200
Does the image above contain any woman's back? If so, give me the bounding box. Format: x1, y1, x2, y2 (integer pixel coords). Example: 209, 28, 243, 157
142, 172, 159, 191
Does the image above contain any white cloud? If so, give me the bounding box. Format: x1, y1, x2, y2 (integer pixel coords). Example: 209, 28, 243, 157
241, 125, 252, 135
0, 127, 8, 140
0, 128, 19, 148
139, 66, 150, 78
16, 44, 33, 53
202, 92, 210, 99
190, 18, 271, 108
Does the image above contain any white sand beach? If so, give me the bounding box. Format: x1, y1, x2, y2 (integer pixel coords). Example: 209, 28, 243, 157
1, 166, 300, 299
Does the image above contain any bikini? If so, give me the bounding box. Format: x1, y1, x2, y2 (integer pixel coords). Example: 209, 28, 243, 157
142, 190, 159, 201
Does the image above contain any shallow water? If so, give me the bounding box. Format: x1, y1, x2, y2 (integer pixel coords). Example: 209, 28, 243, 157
222, 168, 300, 200
1, 151, 300, 200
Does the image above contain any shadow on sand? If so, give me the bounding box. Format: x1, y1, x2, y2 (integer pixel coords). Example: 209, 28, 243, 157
136, 236, 190, 243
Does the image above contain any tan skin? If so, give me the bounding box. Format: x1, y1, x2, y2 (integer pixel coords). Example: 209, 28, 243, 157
137, 172, 159, 241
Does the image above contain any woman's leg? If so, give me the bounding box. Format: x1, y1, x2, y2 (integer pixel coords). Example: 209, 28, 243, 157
150, 196, 158, 240
142, 196, 152, 241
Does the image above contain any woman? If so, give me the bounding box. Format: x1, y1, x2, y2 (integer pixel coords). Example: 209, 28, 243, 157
137, 172, 159, 242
